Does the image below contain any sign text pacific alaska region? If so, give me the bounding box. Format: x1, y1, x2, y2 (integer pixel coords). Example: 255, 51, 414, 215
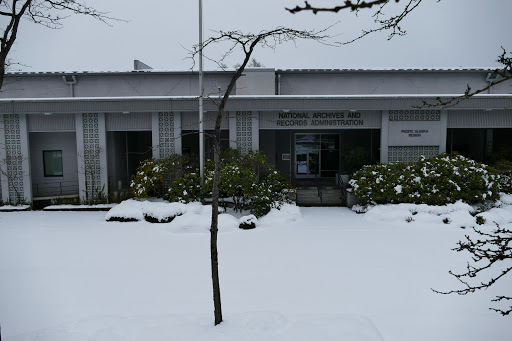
276, 112, 364, 127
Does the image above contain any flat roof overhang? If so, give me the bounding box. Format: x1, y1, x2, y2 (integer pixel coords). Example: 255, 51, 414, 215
0, 95, 511, 114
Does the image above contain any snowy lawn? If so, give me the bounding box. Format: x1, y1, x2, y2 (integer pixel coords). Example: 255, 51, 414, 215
0, 199, 511, 341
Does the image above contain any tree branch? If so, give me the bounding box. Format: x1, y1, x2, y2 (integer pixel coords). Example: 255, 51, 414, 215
433, 222, 512, 316
286, 0, 395, 14
0, 0, 122, 89
419, 47, 512, 108
286, 0, 427, 43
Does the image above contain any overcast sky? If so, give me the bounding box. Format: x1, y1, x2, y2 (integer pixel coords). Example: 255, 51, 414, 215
7, 0, 512, 72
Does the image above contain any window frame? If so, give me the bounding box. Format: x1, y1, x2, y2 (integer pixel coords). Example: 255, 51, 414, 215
43, 150, 64, 177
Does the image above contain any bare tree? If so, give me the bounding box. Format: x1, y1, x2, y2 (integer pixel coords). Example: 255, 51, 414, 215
190, 26, 330, 325
433, 223, 512, 316
0, 0, 118, 89
286, 0, 427, 43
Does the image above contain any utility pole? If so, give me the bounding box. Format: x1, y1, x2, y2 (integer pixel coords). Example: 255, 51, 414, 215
198, 0, 204, 181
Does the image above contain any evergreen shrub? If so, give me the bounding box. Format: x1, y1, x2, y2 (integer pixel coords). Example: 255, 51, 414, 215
490, 159, 512, 194
131, 155, 199, 201
204, 149, 294, 217
349, 153, 500, 205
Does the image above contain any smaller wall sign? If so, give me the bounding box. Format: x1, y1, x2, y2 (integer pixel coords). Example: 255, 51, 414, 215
388, 121, 441, 146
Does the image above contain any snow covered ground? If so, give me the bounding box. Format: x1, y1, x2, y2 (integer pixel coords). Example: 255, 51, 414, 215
1, 197, 511, 341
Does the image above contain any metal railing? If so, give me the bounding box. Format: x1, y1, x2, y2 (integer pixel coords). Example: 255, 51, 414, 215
337, 173, 348, 205
315, 173, 323, 205
33, 180, 79, 198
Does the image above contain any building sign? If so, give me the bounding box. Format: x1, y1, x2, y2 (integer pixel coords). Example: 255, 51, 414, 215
388, 121, 441, 146
400, 129, 429, 138
259, 111, 381, 129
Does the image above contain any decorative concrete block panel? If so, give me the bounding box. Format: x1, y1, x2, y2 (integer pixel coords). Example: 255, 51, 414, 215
389, 110, 441, 121
388, 146, 440, 163
3, 114, 24, 202
158, 112, 175, 159
236, 111, 252, 154
81, 113, 103, 198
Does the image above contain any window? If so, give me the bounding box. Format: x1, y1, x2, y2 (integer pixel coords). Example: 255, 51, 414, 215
43, 150, 63, 177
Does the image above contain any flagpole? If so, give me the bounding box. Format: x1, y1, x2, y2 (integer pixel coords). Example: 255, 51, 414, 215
198, 0, 204, 182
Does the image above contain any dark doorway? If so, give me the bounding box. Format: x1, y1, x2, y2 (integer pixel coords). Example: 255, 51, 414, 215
107, 131, 152, 189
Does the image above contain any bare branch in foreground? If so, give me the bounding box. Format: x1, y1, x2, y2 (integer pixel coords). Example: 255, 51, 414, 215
433, 222, 512, 316
419, 47, 512, 108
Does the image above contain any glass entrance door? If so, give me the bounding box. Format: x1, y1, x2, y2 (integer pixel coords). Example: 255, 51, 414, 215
296, 150, 319, 175
295, 134, 339, 178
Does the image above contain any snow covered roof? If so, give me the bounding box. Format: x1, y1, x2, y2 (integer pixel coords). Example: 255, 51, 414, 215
5, 67, 497, 77
276, 67, 497, 73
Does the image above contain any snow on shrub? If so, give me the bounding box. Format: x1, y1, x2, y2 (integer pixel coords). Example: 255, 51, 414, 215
168, 172, 203, 203
203, 149, 295, 217
258, 203, 303, 226
106, 199, 145, 222
239, 214, 257, 229
142, 201, 187, 223
130, 158, 170, 199
106, 199, 187, 223
349, 153, 500, 206
489, 159, 512, 194
131, 155, 202, 202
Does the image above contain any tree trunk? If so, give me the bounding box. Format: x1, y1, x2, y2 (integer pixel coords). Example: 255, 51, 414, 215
210, 108, 223, 325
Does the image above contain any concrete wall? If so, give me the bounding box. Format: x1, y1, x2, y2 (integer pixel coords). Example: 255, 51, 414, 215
277, 70, 507, 95
1, 72, 235, 98
4, 69, 508, 99
236, 68, 275, 95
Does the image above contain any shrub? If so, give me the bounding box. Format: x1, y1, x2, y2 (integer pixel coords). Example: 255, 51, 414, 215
143, 212, 182, 223
490, 159, 512, 194
168, 172, 203, 203
204, 149, 294, 217
131, 158, 170, 198
239, 214, 257, 229
476, 215, 486, 225
349, 153, 500, 206
131, 154, 199, 200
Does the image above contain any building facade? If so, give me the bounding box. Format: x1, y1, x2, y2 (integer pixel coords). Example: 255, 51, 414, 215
0, 68, 511, 203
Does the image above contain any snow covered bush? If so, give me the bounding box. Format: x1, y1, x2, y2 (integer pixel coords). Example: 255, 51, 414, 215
131, 155, 200, 201
490, 159, 512, 194
168, 172, 203, 203
238, 214, 257, 229
349, 153, 500, 205
143, 202, 187, 223
130, 158, 170, 199
106, 199, 187, 223
204, 149, 294, 217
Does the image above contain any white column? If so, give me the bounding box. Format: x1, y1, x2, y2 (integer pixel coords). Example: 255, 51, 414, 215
380, 110, 389, 163
174, 112, 182, 155
0, 114, 32, 203
439, 110, 448, 154
151, 112, 160, 158
75, 113, 86, 201
0, 114, 8, 201
75, 113, 108, 202
97, 113, 108, 195
251, 111, 259, 151
19, 114, 33, 201
229, 111, 237, 149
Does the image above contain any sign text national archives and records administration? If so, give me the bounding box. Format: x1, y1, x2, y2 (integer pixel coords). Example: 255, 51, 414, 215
258, 111, 381, 129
